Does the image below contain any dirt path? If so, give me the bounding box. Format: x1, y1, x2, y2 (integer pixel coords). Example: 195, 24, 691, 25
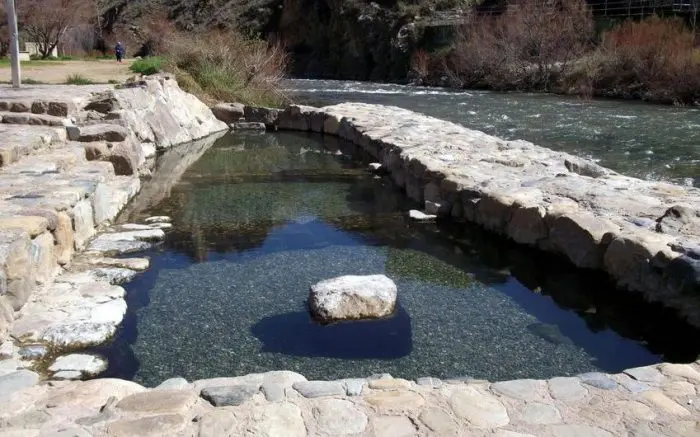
0, 59, 135, 84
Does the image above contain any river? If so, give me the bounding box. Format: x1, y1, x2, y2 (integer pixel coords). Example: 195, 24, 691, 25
286, 79, 700, 187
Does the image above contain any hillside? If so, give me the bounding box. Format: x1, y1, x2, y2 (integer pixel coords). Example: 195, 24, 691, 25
99, 0, 470, 80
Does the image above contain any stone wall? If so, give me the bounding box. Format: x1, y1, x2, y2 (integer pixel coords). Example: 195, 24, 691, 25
269, 103, 700, 327
0, 76, 227, 342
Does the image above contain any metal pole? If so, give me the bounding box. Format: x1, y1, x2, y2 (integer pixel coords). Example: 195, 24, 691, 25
4, 0, 20, 87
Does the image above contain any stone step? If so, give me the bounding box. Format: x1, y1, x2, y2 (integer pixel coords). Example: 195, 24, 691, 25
1, 144, 87, 176
0, 98, 74, 116
67, 124, 128, 143
0, 125, 66, 168
0, 112, 69, 127
0, 84, 111, 117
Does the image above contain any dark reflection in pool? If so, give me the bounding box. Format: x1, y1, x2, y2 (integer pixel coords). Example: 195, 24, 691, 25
87, 131, 700, 387
251, 303, 412, 359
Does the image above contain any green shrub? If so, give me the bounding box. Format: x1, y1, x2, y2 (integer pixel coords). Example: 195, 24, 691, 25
130, 56, 165, 75
164, 32, 288, 106
65, 74, 94, 85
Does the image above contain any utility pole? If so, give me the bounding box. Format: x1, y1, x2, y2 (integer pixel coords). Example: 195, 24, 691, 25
4, 0, 20, 88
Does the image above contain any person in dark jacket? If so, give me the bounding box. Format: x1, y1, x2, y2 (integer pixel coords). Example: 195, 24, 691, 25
115, 42, 124, 62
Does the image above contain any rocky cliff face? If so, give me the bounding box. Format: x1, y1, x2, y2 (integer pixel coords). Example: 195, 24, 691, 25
274, 0, 411, 80
101, 0, 464, 81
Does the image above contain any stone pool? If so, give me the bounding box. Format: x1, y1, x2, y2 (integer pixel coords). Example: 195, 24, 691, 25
87, 131, 700, 387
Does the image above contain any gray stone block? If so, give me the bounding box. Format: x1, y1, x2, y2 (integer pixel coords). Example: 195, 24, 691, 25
579, 372, 617, 390
292, 380, 345, 398
201, 384, 259, 407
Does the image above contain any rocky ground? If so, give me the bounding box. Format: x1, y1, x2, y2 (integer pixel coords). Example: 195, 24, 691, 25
0, 364, 698, 436
1, 79, 700, 436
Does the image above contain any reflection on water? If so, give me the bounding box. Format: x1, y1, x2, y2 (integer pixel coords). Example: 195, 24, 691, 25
252, 304, 413, 360
286, 79, 700, 187
90, 132, 700, 387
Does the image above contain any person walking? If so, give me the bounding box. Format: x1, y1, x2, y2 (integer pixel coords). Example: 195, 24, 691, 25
115, 42, 124, 63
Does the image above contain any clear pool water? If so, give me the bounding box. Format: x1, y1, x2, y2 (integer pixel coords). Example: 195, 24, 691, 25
90, 132, 700, 387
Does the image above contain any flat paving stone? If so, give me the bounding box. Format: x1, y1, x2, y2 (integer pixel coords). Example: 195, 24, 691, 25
261, 382, 285, 402
544, 424, 614, 437
548, 377, 588, 401
86, 257, 150, 271
660, 363, 700, 382
625, 366, 664, 384
364, 390, 425, 413
613, 400, 657, 421
198, 409, 238, 437
0, 216, 47, 237
616, 374, 652, 393
416, 377, 443, 389
0, 370, 39, 401
0, 341, 13, 359
641, 391, 692, 416
313, 398, 368, 435
156, 377, 190, 390
450, 386, 509, 428
419, 407, 460, 435
43, 428, 92, 437
342, 378, 366, 396
201, 384, 259, 407
117, 389, 198, 413
661, 380, 696, 398
579, 372, 617, 390
293, 380, 345, 398
0, 359, 22, 376
371, 415, 418, 437
106, 413, 188, 437
86, 238, 152, 256
669, 421, 700, 437
250, 403, 306, 437
491, 379, 543, 401
519, 402, 562, 425
494, 431, 538, 437
368, 378, 411, 390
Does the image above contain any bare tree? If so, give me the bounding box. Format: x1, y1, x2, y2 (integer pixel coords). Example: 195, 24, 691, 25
20, 0, 89, 58
448, 0, 594, 90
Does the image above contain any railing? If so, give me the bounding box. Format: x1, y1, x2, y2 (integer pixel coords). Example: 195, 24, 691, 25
472, 0, 700, 30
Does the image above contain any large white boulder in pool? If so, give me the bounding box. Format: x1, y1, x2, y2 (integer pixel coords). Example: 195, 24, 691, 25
308, 275, 398, 323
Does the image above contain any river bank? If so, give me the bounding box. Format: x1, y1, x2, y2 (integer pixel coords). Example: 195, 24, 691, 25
285, 79, 700, 188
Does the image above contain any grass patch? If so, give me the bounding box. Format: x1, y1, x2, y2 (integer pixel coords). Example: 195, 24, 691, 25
65, 74, 95, 85
130, 56, 164, 76
0, 78, 46, 85
0, 59, 55, 66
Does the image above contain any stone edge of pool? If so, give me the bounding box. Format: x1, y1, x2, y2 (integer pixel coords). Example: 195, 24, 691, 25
0, 79, 698, 436
267, 103, 700, 328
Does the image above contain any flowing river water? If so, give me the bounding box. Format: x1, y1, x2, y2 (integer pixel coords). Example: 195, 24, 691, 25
287, 79, 700, 187
91, 82, 700, 386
